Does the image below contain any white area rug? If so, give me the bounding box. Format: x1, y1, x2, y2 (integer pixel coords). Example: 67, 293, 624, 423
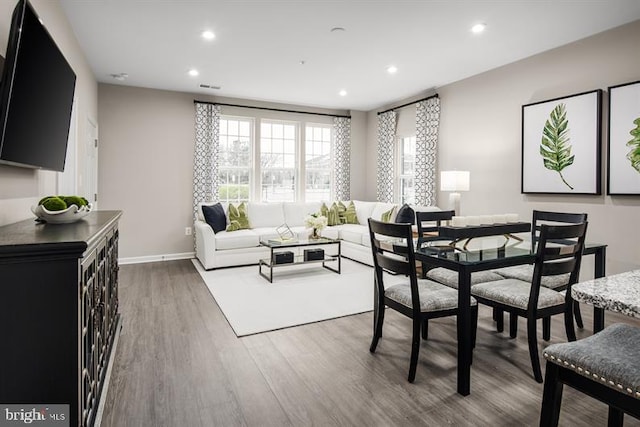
192, 258, 380, 337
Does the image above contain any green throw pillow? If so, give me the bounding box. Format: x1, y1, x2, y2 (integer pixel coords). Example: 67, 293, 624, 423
327, 202, 341, 226
381, 206, 395, 223
226, 202, 250, 232
344, 201, 359, 224
320, 202, 329, 219
337, 201, 348, 224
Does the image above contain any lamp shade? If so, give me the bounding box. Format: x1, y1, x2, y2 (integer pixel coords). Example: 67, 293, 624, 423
440, 171, 470, 192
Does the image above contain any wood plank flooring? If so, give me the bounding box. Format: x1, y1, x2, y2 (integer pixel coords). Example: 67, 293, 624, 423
100, 260, 640, 427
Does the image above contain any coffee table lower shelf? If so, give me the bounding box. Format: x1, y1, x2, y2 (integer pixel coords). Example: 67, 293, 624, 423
258, 245, 341, 283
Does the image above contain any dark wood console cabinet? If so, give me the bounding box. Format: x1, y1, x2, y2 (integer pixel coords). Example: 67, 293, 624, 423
0, 211, 122, 427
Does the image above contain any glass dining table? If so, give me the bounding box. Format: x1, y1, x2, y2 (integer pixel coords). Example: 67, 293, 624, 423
414, 237, 607, 396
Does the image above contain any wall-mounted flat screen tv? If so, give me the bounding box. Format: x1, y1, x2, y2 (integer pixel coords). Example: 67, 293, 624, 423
0, 0, 76, 172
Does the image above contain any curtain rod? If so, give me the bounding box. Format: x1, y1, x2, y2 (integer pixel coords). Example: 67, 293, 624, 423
194, 100, 351, 119
377, 93, 439, 115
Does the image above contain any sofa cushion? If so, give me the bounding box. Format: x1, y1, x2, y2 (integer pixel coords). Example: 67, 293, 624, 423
214, 229, 260, 250
202, 203, 226, 233
371, 202, 396, 222
346, 201, 359, 224
227, 202, 250, 231
282, 202, 321, 227
339, 224, 367, 244
248, 202, 285, 228
353, 200, 376, 224
321, 226, 340, 240
395, 203, 416, 224
327, 203, 341, 226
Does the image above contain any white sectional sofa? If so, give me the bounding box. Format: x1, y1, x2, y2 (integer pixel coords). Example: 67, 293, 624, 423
194, 200, 439, 270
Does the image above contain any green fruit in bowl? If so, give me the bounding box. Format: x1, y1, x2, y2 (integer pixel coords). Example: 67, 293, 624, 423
41, 197, 68, 211
62, 195, 87, 208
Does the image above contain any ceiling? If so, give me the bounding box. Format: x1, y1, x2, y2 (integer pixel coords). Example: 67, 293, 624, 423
59, 1, 640, 112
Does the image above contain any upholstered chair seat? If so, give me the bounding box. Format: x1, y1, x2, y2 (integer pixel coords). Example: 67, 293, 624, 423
472, 279, 565, 310
386, 279, 477, 312
492, 265, 570, 289
426, 268, 504, 289
540, 323, 640, 425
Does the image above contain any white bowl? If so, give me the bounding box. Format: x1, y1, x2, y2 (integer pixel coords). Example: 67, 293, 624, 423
31, 204, 92, 224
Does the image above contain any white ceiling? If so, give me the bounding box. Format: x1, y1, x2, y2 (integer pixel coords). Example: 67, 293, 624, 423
60, 1, 640, 111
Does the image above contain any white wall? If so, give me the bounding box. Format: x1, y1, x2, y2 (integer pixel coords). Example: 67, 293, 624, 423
366, 20, 640, 275
98, 84, 367, 259
0, 0, 97, 226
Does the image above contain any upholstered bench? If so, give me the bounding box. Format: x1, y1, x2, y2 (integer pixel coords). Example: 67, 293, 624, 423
540, 323, 640, 426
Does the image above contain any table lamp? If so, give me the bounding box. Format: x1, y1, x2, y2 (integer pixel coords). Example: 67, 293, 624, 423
440, 170, 470, 215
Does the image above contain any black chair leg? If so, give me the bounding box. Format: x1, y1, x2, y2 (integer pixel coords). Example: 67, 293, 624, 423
496, 309, 504, 333
574, 302, 584, 329
527, 316, 543, 383
370, 301, 385, 352
421, 318, 429, 340
509, 312, 518, 338
543, 317, 551, 341
607, 406, 624, 427
564, 304, 577, 343
408, 317, 421, 383
540, 362, 564, 427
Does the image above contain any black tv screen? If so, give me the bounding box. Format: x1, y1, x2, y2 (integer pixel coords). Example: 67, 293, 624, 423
0, 0, 76, 172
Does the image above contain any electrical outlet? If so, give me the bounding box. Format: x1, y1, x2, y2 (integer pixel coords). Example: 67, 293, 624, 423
185, 227, 192, 236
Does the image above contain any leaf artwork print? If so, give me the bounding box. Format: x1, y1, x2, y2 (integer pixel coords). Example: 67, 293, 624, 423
627, 117, 640, 173
540, 103, 575, 190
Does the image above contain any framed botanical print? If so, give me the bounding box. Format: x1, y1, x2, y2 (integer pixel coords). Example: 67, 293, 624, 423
521, 89, 602, 194
608, 80, 640, 195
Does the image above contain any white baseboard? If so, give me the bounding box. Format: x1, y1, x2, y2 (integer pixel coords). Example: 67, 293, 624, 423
119, 252, 195, 265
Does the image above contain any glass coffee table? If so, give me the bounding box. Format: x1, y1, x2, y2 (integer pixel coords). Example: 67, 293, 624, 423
258, 237, 341, 283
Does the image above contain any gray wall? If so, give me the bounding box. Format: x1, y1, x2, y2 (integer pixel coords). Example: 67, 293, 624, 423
98, 85, 367, 259
0, 0, 97, 226
366, 20, 640, 275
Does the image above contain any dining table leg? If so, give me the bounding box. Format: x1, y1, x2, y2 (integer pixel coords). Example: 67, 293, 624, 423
457, 267, 472, 396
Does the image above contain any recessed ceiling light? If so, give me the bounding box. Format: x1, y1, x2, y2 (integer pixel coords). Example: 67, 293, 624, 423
471, 23, 486, 34
188, 69, 199, 77
387, 65, 398, 74
330, 27, 346, 33
339, 89, 347, 97
201, 30, 215, 40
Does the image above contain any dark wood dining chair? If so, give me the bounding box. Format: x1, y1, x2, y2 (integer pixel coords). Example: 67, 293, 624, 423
540, 323, 640, 426
367, 218, 478, 383
471, 222, 588, 382
492, 210, 588, 338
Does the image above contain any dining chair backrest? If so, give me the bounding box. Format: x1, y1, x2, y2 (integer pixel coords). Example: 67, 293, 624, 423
368, 218, 421, 312
416, 210, 455, 236
529, 222, 588, 308
531, 210, 587, 248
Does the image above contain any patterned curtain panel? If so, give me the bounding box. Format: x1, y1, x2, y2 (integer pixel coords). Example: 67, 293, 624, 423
333, 117, 351, 201
415, 97, 440, 206
376, 111, 397, 203
193, 102, 220, 222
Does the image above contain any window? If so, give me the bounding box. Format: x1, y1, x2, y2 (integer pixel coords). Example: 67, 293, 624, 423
397, 136, 416, 204
218, 117, 252, 203
305, 125, 332, 201
260, 121, 297, 202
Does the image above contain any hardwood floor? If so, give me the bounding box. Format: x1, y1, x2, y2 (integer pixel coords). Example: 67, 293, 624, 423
100, 260, 640, 427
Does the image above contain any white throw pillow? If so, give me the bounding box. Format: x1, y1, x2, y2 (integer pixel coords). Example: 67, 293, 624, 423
283, 202, 322, 227
352, 200, 376, 225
